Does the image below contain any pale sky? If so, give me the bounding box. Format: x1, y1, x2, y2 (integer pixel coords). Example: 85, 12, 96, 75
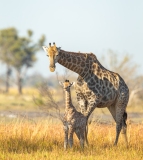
0, 0, 143, 77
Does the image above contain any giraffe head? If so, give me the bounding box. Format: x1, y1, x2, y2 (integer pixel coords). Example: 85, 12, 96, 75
42, 42, 61, 72
59, 80, 75, 91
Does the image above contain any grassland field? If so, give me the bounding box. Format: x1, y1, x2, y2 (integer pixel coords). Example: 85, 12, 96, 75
0, 88, 142, 160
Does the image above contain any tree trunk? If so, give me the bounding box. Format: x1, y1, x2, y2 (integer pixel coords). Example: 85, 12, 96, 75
17, 70, 22, 94
5, 72, 9, 93
5, 65, 11, 93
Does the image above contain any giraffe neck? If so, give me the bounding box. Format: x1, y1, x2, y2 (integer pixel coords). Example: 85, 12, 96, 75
58, 50, 91, 79
64, 89, 75, 111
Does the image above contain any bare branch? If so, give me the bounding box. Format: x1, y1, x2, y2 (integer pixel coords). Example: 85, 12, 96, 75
129, 88, 143, 105
34, 82, 64, 122
62, 68, 74, 80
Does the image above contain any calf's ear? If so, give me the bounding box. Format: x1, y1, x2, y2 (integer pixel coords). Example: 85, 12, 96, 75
59, 81, 63, 86
70, 82, 75, 87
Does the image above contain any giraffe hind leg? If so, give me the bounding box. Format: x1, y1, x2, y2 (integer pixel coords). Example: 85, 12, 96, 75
108, 105, 127, 146
114, 99, 128, 146
107, 105, 116, 122
114, 121, 122, 146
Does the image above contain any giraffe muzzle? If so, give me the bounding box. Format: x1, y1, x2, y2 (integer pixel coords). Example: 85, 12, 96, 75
49, 66, 56, 72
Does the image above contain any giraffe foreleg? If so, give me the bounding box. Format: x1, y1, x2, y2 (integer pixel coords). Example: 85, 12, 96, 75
84, 125, 89, 146
85, 98, 97, 119
76, 91, 87, 114
68, 125, 74, 148
84, 92, 100, 119
75, 128, 80, 140
79, 128, 85, 149
63, 124, 68, 150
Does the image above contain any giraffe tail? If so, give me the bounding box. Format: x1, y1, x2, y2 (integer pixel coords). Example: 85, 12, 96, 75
122, 111, 127, 130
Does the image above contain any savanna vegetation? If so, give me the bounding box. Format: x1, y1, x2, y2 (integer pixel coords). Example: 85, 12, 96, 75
0, 27, 45, 94
0, 119, 142, 160
0, 27, 143, 159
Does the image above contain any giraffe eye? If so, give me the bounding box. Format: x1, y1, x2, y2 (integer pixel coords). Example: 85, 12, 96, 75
47, 55, 49, 57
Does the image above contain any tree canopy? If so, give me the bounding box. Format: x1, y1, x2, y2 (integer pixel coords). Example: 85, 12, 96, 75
0, 27, 45, 94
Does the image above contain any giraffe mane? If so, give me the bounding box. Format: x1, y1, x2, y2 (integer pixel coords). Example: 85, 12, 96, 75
60, 50, 97, 60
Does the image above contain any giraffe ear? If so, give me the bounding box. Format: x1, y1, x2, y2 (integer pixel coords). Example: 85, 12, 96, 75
42, 46, 49, 56
70, 82, 75, 87
42, 46, 47, 51
59, 81, 63, 86
57, 47, 61, 52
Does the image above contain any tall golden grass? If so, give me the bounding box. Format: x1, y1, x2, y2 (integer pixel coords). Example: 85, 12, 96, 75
0, 119, 142, 160
0, 88, 143, 159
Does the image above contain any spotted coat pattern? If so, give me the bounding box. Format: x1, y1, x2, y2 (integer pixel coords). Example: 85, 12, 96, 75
60, 80, 88, 150
43, 43, 129, 146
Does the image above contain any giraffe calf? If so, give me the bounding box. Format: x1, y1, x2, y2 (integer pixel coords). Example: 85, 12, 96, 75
59, 80, 88, 150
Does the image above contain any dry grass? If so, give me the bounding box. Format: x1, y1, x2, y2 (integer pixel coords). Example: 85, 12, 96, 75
0, 88, 39, 111
0, 88, 143, 159
0, 87, 65, 112
0, 119, 142, 160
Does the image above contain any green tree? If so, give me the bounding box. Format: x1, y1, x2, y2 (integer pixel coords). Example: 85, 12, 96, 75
0, 27, 45, 94
0, 28, 16, 92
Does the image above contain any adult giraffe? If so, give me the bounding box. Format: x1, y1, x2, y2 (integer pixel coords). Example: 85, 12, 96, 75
43, 42, 129, 146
